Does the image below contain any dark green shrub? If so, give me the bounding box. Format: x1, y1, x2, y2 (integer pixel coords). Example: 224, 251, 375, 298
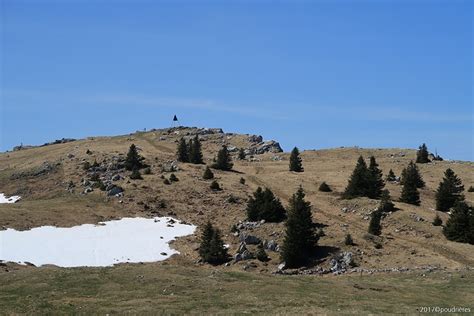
318, 182, 332, 192
210, 180, 222, 191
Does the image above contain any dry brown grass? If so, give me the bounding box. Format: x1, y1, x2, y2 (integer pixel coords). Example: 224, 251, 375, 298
0, 127, 473, 313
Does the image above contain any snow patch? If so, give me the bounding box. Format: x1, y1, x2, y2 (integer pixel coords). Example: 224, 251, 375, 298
0, 217, 195, 267
0, 193, 21, 204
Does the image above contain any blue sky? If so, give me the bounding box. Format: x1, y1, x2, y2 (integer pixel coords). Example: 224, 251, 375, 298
1, 0, 472, 160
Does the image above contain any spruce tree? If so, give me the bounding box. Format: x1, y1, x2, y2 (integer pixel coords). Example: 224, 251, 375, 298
401, 161, 425, 188
189, 135, 203, 164
198, 221, 214, 261
246, 187, 286, 222
443, 201, 473, 244
400, 171, 420, 205
238, 148, 246, 160
289, 147, 303, 172
318, 182, 332, 192
176, 138, 189, 162
343, 156, 370, 199
130, 167, 143, 180
368, 210, 382, 236
386, 169, 397, 182
125, 144, 144, 171
256, 243, 269, 262
202, 166, 214, 180
435, 168, 465, 212
247, 187, 264, 221
281, 187, 318, 268
379, 189, 395, 213
199, 221, 229, 264
213, 145, 233, 171
344, 234, 354, 246
210, 180, 222, 191
208, 229, 229, 264
416, 143, 430, 163
367, 156, 385, 198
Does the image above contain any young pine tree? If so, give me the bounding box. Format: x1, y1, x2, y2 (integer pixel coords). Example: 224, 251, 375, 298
401, 161, 425, 188
344, 233, 354, 246
125, 144, 144, 171
199, 221, 229, 264
256, 243, 269, 262
289, 147, 303, 172
189, 135, 203, 164
416, 143, 430, 163
367, 156, 385, 198
210, 180, 222, 191
386, 169, 397, 182
318, 182, 332, 192
443, 201, 473, 245
238, 148, 246, 160
368, 210, 382, 236
400, 170, 421, 205
176, 138, 189, 162
246, 187, 286, 222
435, 168, 465, 212
378, 189, 395, 213
281, 187, 318, 268
198, 221, 214, 261
202, 166, 214, 180
213, 145, 233, 171
130, 167, 143, 180
343, 156, 370, 199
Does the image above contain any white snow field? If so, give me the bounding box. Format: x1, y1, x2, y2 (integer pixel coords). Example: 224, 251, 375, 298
0, 217, 196, 267
0, 193, 21, 203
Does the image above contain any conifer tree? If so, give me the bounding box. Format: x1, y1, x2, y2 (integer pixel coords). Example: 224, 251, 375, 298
289, 147, 303, 172
130, 167, 143, 180
256, 243, 269, 262
208, 229, 229, 264
238, 148, 246, 160
386, 169, 397, 182
443, 201, 473, 244
367, 156, 385, 198
344, 233, 354, 246
189, 135, 203, 164
368, 210, 382, 236
246, 187, 286, 222
400, 170, 421, 205
202, 166, 214, 180
247, 187, 264, 221
343, 156, 370, 199
213, 145, 233, 171
210, 180, 222, 191
199, 221, 229, 264
318, 182, 332, 192
281, 187, 318, 268
125, 144, 144, 171
435, 168, 465, 212
198, 221, 214, 260
416, 143, 430, 163
401, 161, 425, 188
176, 138, 189, 162
379, 189, 395, 213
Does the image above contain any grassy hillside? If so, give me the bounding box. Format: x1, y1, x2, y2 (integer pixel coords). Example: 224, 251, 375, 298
0, 127, 473, 313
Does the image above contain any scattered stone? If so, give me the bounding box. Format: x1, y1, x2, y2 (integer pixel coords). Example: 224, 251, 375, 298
239, 233, 261, 245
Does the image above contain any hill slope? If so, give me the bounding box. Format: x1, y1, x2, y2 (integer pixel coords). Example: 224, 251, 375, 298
1, 127, 473, 272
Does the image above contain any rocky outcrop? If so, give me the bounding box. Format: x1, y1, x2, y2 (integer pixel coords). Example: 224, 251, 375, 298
330, 252, 354, 274
246, 140, 283, 155
239, 233, 261, 245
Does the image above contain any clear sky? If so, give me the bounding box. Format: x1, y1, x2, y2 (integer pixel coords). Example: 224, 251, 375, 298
1, 0, 472, 160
